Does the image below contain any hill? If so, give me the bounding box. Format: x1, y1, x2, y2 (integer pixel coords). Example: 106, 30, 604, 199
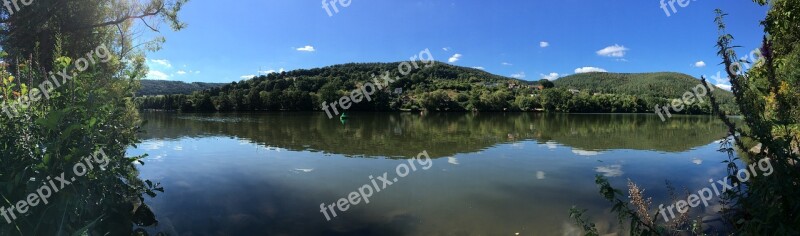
554, 72, 734, 100
138, 80, 226, 96
134, 63, 737, 114
554, 72, 738, 114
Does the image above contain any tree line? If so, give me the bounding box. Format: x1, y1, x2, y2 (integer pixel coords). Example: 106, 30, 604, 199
136, 63, 737, 114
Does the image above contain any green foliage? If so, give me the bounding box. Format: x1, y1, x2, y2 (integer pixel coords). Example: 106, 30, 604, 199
538, 79, 555, 89
0, 0, 188, 234
569, 207, 600, 236
569, 176, 699, 236
702, 2, 800, 234
0, 50, 155, 236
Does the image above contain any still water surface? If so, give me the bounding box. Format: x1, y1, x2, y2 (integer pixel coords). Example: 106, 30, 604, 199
127, 112, 731, 235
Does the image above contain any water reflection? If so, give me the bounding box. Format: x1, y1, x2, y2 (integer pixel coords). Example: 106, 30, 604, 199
139, 112, 728, 157
125, 112, 734, 235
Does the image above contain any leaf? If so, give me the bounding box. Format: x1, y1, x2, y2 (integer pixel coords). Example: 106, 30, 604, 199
145, 190, 156, 198
43, 153, 51, 166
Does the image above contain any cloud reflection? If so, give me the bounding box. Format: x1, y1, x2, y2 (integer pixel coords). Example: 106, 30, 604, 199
448, 157, 459, 165
571, 149, 602, 156
536, 171, 546, 180
595, 165, 624, 177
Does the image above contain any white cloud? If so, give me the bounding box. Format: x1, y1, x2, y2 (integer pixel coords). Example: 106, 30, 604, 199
146, 70, 170, 80
150, 59, 172, 68
448, 54, 462, 63
296, 45, 315, 52
240, 75, 256, 79
443, 47, 451, 51
176, 70, 187, 75
694, 61, 707, 68
596, 44, 629, 57
709, 71, 731, 85
692, 158, 703, 165
259, 68, 286, 75
501, 62, 513, 66
536, 171, 546, 180
540, 72, 560, 80
540, 41, 550, 48
715, 84, 732, 91
472, 66, 485, 70
510, 72, 526, 79
574, 67, 607, 73
708, 71, 732, 91
595, 165, 624, 177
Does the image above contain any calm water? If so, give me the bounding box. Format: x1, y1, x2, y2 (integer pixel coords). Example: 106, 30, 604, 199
127, 112, 732, 235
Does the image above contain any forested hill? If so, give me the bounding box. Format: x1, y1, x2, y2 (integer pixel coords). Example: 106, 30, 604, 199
135, 62, 738, 114
554, 72, 734, 100
553, 72, 738, 113
138, 80, 226, 96
137, 62, 521, 95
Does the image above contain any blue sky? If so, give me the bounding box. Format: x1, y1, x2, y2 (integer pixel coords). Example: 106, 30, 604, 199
142, 0, 768, 89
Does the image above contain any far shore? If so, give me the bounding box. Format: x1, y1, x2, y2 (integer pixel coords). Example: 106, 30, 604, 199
139, 109, 730, 117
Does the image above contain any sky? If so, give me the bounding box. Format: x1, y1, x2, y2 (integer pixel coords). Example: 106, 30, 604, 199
140, 0, 769, 90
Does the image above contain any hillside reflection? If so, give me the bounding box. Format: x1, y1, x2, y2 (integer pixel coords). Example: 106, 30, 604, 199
139, 112, 728, 158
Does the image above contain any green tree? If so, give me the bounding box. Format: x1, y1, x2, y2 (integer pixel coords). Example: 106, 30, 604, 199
541, 89, 571, 112
538, 79, 555, 89
0, 1, 188, 234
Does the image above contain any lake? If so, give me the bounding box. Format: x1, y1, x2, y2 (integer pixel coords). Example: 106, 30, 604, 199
127, 112, 732, 235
